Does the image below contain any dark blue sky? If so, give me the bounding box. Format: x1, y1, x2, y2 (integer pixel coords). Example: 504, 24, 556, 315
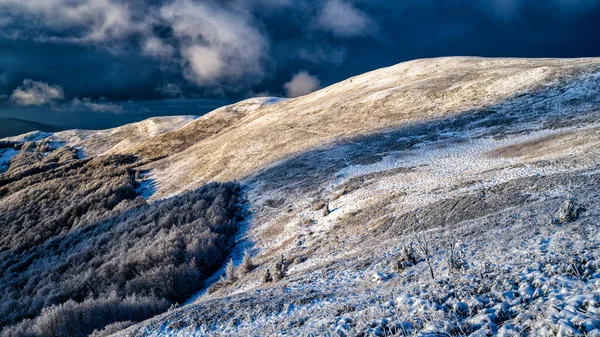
1, 0, 600, 129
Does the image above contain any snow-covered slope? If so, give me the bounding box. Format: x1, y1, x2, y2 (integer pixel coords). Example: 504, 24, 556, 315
2, 115, 198, 157
115, 57, 600, 336
142, 57, 600, 200
3, 57, 600, 337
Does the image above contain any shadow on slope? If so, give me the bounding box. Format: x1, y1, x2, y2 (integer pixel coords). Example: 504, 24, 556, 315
102, 65, 600, 336
121, 68, 600, 336
239, 65, 600, 272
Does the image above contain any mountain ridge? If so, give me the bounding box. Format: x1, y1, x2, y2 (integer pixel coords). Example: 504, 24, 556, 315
2, 56, 600, 337
0, 117, 62, 138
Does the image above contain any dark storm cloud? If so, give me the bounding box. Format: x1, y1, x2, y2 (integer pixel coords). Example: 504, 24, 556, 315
1, 0, 600, 124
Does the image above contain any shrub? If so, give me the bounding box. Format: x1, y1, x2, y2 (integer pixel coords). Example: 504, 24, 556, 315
322, 201, 331, 217
554, 197, 585, 224
89, 321, 135, 337
1, 293, 167, 337
241, 251, 255, 274
262, 269, 273, 283
392, 243, 418, 272
444, 242, 467, 275
311, 199, 327, 211
273, 255, 288, 281
226, 259, 237, 284
207, 278, 227, 295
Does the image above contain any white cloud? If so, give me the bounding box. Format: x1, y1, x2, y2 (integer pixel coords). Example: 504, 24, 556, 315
314, 0, 377, 38
284, 71, 321, 98
183, 46, 224, 84
0, 0, 271, 91
70, 97, 123, 113
158, 0, 269, 87
142, 37, 176, 60
0, 0, 139, 43
10, 79, 64, 106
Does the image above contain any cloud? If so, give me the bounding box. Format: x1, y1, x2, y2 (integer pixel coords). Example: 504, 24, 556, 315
156, 83, 184, 98
1, 0, 599, 104
314, 0, 377, 38
142, 37, 176, 61
284, 71, 321, 97
70, 97, 123, 113
158, 0, 269, 88
0, 0, 270, 92
10, 79, 64, 106
0, 0, 139, 44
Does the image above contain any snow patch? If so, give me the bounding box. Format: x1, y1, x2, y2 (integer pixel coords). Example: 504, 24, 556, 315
0, 148, 17, 173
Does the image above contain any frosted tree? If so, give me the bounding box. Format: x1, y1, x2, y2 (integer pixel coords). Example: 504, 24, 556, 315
242, 251, 255, 274
226, 259, 237, 283
274, 255, 288, 281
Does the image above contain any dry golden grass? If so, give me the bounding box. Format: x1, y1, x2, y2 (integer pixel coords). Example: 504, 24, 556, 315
138, 57, 600, 199
488, 126, 600, 160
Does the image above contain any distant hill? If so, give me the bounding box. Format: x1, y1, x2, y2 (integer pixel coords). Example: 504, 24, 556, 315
0, 117, 62, 138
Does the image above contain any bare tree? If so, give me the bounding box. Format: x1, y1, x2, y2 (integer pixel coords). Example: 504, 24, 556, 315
445, 240, 466, 275
414, 234, 435, 280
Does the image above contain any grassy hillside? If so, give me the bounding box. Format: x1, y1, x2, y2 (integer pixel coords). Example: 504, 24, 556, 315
0, 117, 61, 138
2, 57, 600, 336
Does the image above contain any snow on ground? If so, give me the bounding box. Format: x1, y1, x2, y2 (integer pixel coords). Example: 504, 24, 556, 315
1, 131, 55, 143
126, 216, 600, 337
119, 100, 600, 337
135, 179, 157, 200
5, 57, 592, 337
0, 148, 17, 173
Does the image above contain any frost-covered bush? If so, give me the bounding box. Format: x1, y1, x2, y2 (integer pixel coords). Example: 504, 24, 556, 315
274, 255, 288, 281
89, 321, 135, 337
242, 251, 255, 274
444, 242, 467, 275
554, 197, 585, 223
2, 293, 167, 337
263, 269, 273, 283
392, 243, 418, 272
322, 201, 331, 217
226, 259, 237, 284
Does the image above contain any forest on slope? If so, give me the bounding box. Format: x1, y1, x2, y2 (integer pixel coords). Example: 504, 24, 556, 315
0, 140, 242, 337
